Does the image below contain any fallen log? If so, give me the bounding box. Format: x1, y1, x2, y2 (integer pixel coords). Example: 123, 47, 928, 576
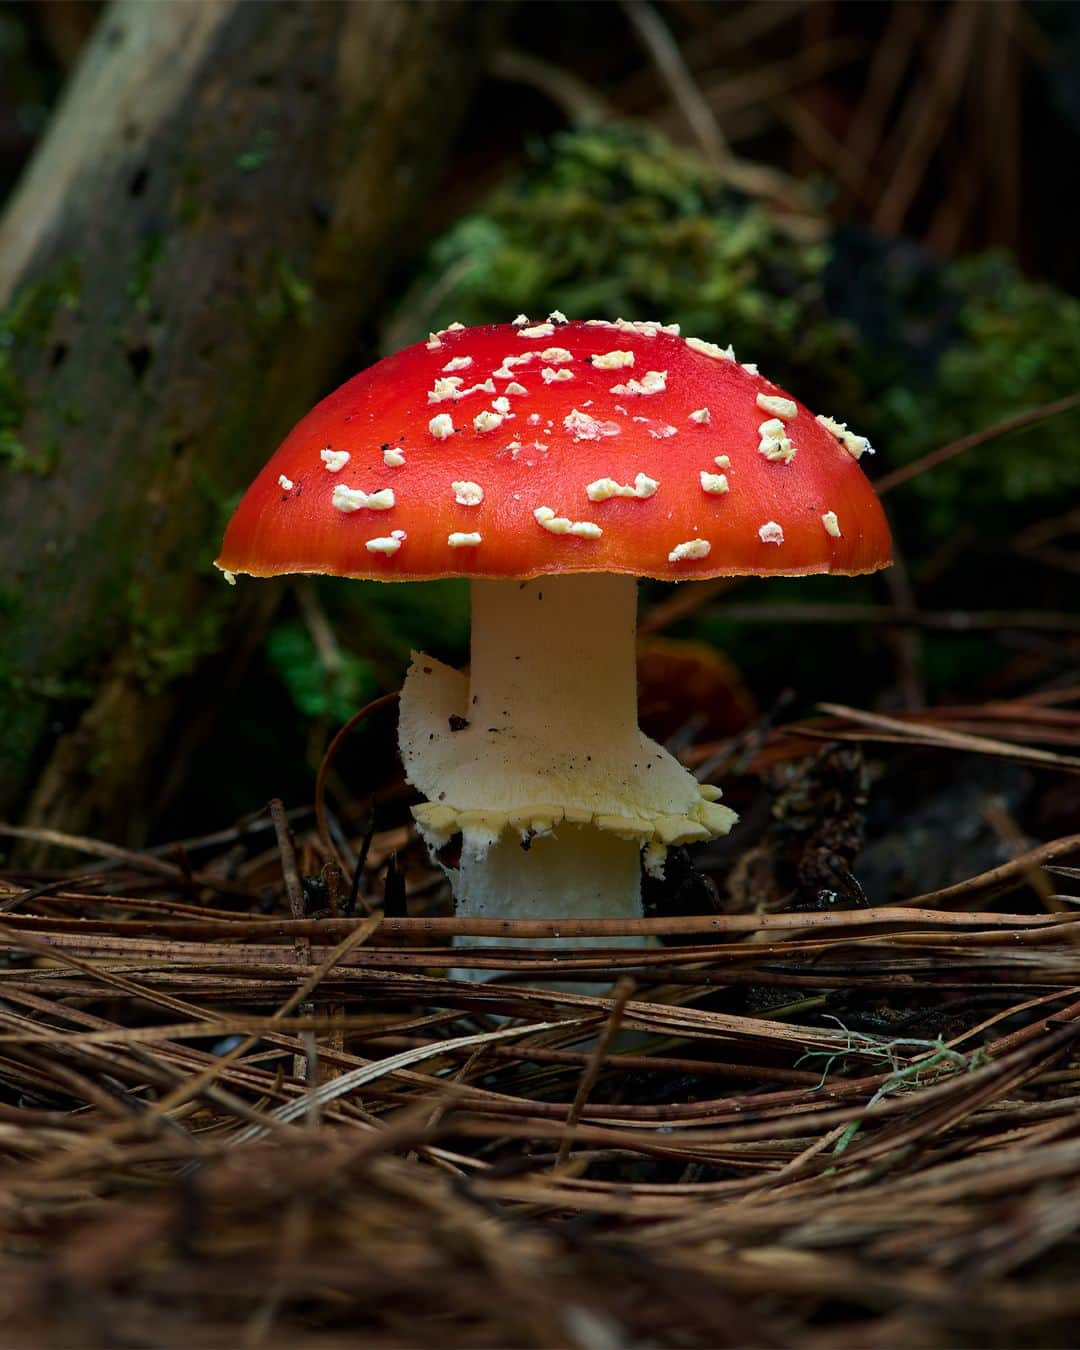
0, 0, 504, 852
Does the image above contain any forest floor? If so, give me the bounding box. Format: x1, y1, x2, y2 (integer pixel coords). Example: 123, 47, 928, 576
2, 694, 1080, 1348
3, 1, 1079, 1342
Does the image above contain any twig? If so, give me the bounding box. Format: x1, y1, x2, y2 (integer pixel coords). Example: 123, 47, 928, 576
873, 1, 978, 234
313, 691, 400, 873
876, 392, 1080, 495
77, 805, 310, 872
490, 47, 614, 124
640, 576, 743, 636
878, 538, 926, 710
704, 36, 866, 118
0, 824, 256, 900
270, 798, 306, 923
984, 799, 1067, 915
556, 978, 635, 1167
773, 94, 866, 195
900, 834, 1080, 910
621, 0, 729, 168
840, 1, 927, 212
141, 914, 383, 1123
815, 701, 1080, 771
687, 602, 1080, 632
2, 904, 1071, 941
270, 798, 318, 1081
232, 1019, 569, 1144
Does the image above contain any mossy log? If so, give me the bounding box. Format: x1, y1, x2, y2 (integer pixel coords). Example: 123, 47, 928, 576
0, 0, 504, 852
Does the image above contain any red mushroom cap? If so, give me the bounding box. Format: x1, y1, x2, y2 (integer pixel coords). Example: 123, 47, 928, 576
217, 318, 891, 582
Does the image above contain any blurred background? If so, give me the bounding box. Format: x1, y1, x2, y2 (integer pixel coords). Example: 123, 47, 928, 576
0, 0, 1077, 874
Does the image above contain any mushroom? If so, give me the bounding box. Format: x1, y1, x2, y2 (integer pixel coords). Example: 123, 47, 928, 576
217, 317, 891, 964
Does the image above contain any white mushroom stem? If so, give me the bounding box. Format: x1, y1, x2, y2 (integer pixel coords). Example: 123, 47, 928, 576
469, 573, 638, 776
398, 572, 736, 977
453, 827, 645, 970
457, 574, 646, 959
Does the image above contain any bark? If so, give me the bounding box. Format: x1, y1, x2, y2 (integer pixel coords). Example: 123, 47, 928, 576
0, 0, 505, 852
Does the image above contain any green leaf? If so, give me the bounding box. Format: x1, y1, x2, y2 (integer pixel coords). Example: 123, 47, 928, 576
266, 622, 380, 723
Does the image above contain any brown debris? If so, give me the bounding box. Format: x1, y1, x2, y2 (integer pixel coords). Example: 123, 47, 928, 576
0, 785, 1079, 1346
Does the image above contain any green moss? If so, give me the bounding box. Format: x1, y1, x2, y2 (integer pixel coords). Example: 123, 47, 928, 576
24, 673, 95, 701
398, 124, 852, 401
176, 159, 206, 225
0, 660, 95, 702
127, 232, 164, 313
0, 356, 27, 435
192, 463, 242, 527
0, 651, 18, 693
409, 125, 1080, 540
246, 249, 315, 353
124, 460, 242, 698
87, 726, 115, 780
2, 258, 82, 341
357, 578, 470, 669
128, 563, 236, 696
130, 595, 231, 695
868, 254, 1080, 534
0, 431, 59, 475
390, 124, 1080, 704
236, 128, 274, 173
273, 255, 313, 326
266, 621, 379, 724
0, 428, 29, 470
0, 258, 82, 475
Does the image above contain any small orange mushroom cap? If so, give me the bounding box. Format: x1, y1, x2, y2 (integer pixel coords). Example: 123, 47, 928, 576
217, 318, 891, 583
